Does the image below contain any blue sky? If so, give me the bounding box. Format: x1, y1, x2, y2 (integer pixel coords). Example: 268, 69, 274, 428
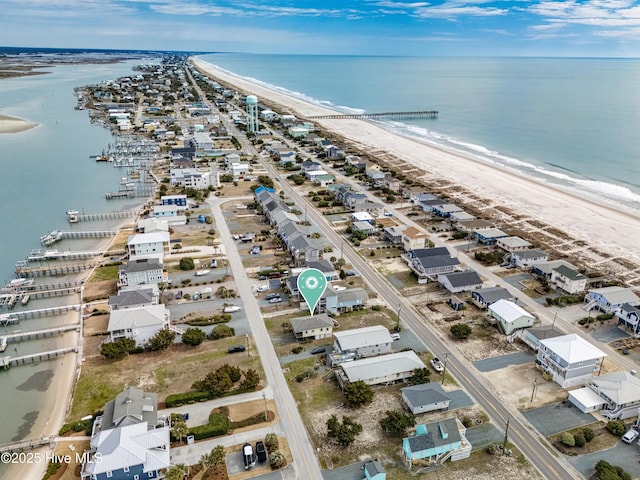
2, 0, 640, 56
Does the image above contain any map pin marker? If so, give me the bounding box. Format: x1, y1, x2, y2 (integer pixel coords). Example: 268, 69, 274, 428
297, 268, 327, 315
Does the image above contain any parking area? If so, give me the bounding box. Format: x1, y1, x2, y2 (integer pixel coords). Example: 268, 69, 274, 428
568, 440, 640, 479
474, 351, 534, 372
523, 402, 596, 437
465, 422, 504, 450
590, 325, 629, 343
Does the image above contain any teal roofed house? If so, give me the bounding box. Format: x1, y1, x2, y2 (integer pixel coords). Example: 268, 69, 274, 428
402, 418, 471, 469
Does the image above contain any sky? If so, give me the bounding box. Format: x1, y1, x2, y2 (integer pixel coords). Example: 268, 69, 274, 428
2, 0, 640, 57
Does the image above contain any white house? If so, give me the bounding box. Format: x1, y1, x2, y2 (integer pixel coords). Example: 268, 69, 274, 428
585, 286, 640, 314
437, 271, 483, 294
488, 299, 535, 335
550, 264, 587, 294
329, 325, 393, 366
127, 231, 170, 262
151, 205, 186, 225
536, 334, 606, 388
107, 304, 175, 346
118, 258, 165, 287
337, 351, 426, 388
496, 236, 532, 253
569, 371, 640, 419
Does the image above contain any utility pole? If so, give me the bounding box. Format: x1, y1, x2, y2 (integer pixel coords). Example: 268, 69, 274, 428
396, 302, 402, 332
441, 352, 449, 385
502, 418, 510, 454
263, 391, 268, 422
246, 333, 250, 357
530, 378, 538, 403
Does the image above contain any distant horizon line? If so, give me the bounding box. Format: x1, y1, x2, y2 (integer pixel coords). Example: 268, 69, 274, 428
1, 46, 639, 60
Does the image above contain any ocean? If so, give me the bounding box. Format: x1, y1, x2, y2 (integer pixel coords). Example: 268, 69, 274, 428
0, 57, 154, 468
197, 54, 640, 213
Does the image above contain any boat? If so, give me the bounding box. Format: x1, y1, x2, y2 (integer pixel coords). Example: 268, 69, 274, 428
21, 295, 29, 306
66, 209, 79, 223
40, 230, 63, 246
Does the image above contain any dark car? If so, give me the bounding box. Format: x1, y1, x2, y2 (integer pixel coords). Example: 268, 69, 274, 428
228, 345, 246, 353
255, 441, 267, 463
266, 293, 280, 300
310, 346, 325, 355
242, 443, 256, 469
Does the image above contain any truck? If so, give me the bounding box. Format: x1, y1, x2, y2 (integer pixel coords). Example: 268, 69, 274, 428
223, 305, 241, 313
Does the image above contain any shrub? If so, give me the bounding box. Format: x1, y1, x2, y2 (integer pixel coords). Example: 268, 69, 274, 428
145, 328, 176, 351
100, 337, 137, 360
209, 324, 235, 339
606, 420, 626, 436
560, 432, 575, 446
269, 450, 286, 469
291, 346, 303, 354
379, 410, 415, 437
188, 414, 230, 440
182, 327, 206, 346
462, 416, 473, 428
165, 391, 212, 408
450, 323, 472, 340
265, 433, 279, 451
582, 427, 595, 442
595, 460, 632, 480
574, 433, 586, 447
343, 380, 374, 408
179, 257, 195, 270
326, 415, 363, 446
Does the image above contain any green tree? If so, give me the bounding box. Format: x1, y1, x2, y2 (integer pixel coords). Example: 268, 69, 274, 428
181, 327, 206, 346
410, 367, 431, 385
265, 433, 279, 451
239, 369, 260, 391
339, 269, 347, 280
606, 420, 626, 436
269, 450, 285, 469
574, 433, 586, 447
200, 445, 226, 474
595, 460, 632, 480
202, 369, 233, 397
218, 363, 242, 382
165, 464, 189, 480
209, 324, 235, 339
582, 427, 595, 442
450, 323, 472, 340
99, 338, 136, 360
171, 415, 189, 444
560, 432, 575, 446
343, 380, 374, 408
145, 328, 176, 351
256, 175, 275, 189
379, 410, 415, 437
326, 415, 363, 446
179, 257, 195, 270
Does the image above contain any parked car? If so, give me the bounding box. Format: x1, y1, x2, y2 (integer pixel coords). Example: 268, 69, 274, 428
258, 275, 268, 281
242, 443, 256, 469
269, 297, 282, 304
266, 293, 280, 300
622, 429, 639, 444
255, 441, 267, 463
228, 345, 246, 354
390, 332, 400, 341
332, 285, 346, 292
256, 285, 269, 292
430, 357, 445, 372
310, 346, 325, 355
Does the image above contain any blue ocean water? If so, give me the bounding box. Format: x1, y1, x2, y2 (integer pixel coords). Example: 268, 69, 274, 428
197, 54, 640, 212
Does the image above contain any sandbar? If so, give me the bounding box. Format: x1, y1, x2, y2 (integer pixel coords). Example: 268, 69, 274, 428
0, 114, 38, 133
193, 58, 640, 270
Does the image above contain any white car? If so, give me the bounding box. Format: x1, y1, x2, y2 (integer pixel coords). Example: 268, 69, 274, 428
622, 429, 639, 444
269, 297, 282, 304
256, 285, 269, 292
390, 333, 400, 341
430, 357, 445, 372
332, 285, 346, 292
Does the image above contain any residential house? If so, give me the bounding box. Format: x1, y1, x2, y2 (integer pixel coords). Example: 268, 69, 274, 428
337, 350, 426, 388
585, 286, 640, 314
81, 387, 170, 480
228, 162, 250, 177
432, 204, 463, 218
108, 286, 159, 311
151, 205, 186, 225
107, 304, 176, 347
289, 313, 334, 340
488, 299, 535, 335
329, 325, 393, 365
359, 202, 385, 218
404, 247, 460, 284
449, 211, 475, 223
437, 271, 483, 294
471, 287, 514, 309
363, 460, 386, 480
496, 236, 532, 253
343, 192, 367, 210
365, 168, 386, 184
119, 258, 165, 287
419, 198, 448, 213
352, 221, 377, 236
401, 383, 451, 414
383, 225, 407, 245
170, 167, 216, 189
160, 194, 188, 210
306, 259, 339, 281
569, 371, 640, 419
455, 219, 496, 233
616, 303, 640, 337
550, 264, 587, 294
536, 333, 606, 388
323, 287, 368, 316
383, 174, 402, 193
351, 211, 374, 223
300, 160, 322, 173
136, 218, 169, 234
402, 226, 429, 251
512, 249, 550, 269
402, 418, 471, 468
474, 228, 509, 245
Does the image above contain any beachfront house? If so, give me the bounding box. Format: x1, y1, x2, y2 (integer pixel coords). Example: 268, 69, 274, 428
118, 258, 166, 287
488, 299, 535, 335
108, 285, 159, 311
616, 303, 640, 337
329, 325, 394, 366
402, 383, 451, 414
432, 203, 463, 218
471, 286, 514, 309
81, 387, 170, 480
437, 271, 483, 294
585, 286, 640, 314
569, 371, 640, 419
289, 313, 334, 341
322, 287, 368, 316
336, 350, 426, 388
550, 264, 588, 294
107, 304, 179, 347
512, 249, 549, 269
127, 231, 170, 262
496, 236, 532, 253
402, 418, 471, 469
474, 228, 509, 245
404, 247, 460, 284
402, 226, 430, 251
536, 334, 606, 388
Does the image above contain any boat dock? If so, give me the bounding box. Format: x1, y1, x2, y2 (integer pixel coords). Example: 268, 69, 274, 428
0, 304, 82, 325
0, 324, 80, 352
15, 262, 99, 277
66, 209, 139, 223
26, 249, 104, 262
0, 436, 55, 454
309, 110, 439, 120
40, 229, 116, 246
1, 346, 79, 369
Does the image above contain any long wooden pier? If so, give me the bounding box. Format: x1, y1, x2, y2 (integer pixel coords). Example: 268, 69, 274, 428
40, 230, 116, 246
0, 324, 80, 351
66, 209, 139, 223
15, 262, 99, 277
26, 249, 103, 262
0, 436, 55, 454
1, 346, 78, 369
0, 304, 82, 325
309, 110, 439, 120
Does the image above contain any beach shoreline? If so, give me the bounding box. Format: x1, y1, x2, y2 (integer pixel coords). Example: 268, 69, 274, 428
0, 114, 39, 134
193, 58, 640, 277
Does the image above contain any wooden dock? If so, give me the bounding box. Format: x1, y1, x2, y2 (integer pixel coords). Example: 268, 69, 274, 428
0, 304, 82, 325
66, 209, 139, 223
40, 229, 116, 246
26, 249, 103, 262
309, 110, 439, 120
1, 347, 78, 369
0, 436, 55, 454
0, 324, 81, 352
15, 262, 99, 277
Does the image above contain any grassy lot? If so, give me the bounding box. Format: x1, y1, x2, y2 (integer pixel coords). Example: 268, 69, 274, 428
548, 421, 618, 455
87, 265, 119, 282
69, 337, 265, 421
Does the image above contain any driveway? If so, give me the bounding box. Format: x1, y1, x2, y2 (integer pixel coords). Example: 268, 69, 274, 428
590, 325, 628, 343
474, 351, 534, 372
523, 402, 596, 437
568, 440, 640, 479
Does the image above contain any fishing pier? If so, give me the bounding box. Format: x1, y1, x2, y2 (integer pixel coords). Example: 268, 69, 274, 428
309, 110, 439, 120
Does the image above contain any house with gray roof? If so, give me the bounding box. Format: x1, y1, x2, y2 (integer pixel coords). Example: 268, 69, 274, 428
330, 325, 393, 365
337, 350, 425, 387
569, 371, 640, 419
108, 286, 159, 310
118, 258, 165, 288
455, 218, 495, 232
403, 247, 460, 284
496, 236, 532, 253
290, 313, 333, 340
550, 264, 587, 294
363, 460, 386, 480
107, 304, 180, 346
616, 303, 640, 337
437, 271, 483, 294
402, 383, 451, 414
474, 228, 509, 245
512, 249, 550, 269
322, 287, 368, 316
585, 286, 640, 314
471, 286, 514, 309
402, 418, 471, 469
383, 225, 407, 245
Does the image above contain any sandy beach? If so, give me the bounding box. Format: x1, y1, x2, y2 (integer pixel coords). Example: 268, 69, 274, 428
0, 114, 38, 133
193, 58, 640, 278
